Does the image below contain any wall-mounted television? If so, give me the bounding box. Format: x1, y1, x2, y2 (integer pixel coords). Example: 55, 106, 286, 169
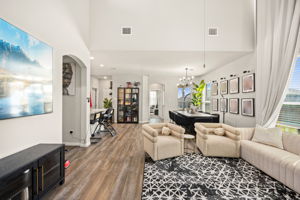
0, 18, 53, 120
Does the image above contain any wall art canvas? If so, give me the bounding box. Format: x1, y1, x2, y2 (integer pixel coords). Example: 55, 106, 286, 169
242, 73, 255, 93
0, 18, 53, 120
212, 98, 218, 111
229, 77, 239, 94
229, 98, 239, 114
63, 62, 76, 95
242, 98, 255, 116
211, 83, 218, 96
220, 80, 228, 95
220, 98, 227, 112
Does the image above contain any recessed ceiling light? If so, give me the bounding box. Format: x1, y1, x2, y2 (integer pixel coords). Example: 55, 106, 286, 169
100, 64, 104, 68
103, 76, 107, 79
90, 56, 94, 60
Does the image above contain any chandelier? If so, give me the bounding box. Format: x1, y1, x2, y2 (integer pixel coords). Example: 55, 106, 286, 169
177, 68, 194, 88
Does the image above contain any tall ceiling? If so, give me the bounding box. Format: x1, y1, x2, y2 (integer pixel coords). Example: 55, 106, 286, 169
89, 0, 256, 77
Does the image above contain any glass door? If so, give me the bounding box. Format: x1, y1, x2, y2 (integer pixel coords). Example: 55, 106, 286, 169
117, 88, 124, 122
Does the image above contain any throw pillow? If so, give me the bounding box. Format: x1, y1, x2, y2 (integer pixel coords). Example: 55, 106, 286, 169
162, 127, 171, 135
214, 128, 225, 136
252, 125, 284, 149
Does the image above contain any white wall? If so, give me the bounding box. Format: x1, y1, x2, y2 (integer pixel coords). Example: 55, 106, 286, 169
142, 76, 149, 123
0, 0, 91, 158
90, 0, 255, 52
197, 53, 257, 127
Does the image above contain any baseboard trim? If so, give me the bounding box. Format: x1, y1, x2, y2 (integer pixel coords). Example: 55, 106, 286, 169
80, 142, 90, 148
139, 121, 149, 124
63, 142, 90, 147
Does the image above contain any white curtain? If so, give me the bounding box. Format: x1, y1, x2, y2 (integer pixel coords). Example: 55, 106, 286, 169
256, 0, 300, 127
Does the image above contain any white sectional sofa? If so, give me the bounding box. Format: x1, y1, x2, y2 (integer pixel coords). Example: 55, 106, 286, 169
239, 128, 300, 194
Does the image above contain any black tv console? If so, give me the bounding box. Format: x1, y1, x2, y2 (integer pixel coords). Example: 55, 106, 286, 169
0, 144, 65, 199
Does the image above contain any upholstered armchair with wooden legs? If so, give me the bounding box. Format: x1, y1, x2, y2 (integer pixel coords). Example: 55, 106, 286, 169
195, 123, 241, 158
142, 123, 185, 161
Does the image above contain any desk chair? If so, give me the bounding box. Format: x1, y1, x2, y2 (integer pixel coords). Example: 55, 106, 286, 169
98, 108, 117, 137
90, 112, 102, 139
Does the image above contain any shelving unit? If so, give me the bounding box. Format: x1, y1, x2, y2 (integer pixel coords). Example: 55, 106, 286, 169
117, 87, 139, 123
0, 144, 65, 200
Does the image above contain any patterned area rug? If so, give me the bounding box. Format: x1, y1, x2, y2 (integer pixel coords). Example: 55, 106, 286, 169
142, 153, 300, 199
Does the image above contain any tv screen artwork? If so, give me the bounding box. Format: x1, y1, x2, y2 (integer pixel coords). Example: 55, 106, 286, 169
0, 18, 53, 120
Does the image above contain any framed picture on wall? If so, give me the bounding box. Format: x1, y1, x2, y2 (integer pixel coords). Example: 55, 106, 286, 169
211, 83, 218, 96
229, 98, 239, 114
229, 77, 239, 94
63, 63, 76, 96
212, 98, 218, 111
220, 80, 228, 95
242, 73, 255, 93
220, 98, 227, 112
241, 98, 255, 116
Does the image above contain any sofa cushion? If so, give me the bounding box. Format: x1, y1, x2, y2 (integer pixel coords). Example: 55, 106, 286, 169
157, 136, 181, 160
283, 132, 300, 156
252, 126, 283, 149
293, 161, 300, 194
241, 140, 300, 181
213, 128, 225, 136
161, 127, 171, 135
205, 135, 238, 157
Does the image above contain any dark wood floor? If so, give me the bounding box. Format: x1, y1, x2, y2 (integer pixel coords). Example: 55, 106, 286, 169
44, 124, 144, 200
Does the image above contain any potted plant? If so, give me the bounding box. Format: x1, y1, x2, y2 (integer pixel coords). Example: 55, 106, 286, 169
191, 80, 205, 112
103, 98, 112, 109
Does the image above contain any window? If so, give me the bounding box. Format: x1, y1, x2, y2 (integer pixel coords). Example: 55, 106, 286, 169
149, 91, 157, 106
202, 83, 211, 112
277, 57, 300, 134
177, 87, 191, 109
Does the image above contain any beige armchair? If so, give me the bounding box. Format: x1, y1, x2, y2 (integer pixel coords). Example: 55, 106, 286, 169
194, 123, 241, 158
142, 123, 185, 161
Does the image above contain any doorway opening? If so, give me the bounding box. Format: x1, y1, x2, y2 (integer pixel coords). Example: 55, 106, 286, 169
149, 83, 165, 123
62, 55, 89, 147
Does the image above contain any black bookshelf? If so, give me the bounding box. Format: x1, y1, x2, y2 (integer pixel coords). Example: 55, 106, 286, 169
117, 87, 139, 123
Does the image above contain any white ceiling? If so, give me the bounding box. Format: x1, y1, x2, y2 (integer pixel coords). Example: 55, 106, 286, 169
89, 0, 256, 77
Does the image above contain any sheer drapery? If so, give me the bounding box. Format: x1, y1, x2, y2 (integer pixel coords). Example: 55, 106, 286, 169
256, 0, 300, 127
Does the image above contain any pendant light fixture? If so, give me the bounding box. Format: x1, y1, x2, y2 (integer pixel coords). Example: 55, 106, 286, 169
177, 67, 194, 88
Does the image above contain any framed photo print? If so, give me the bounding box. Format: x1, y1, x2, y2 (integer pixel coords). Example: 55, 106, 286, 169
220, 80, 228, 95
211, 83, 218, 96
229, 77, 239, 94
229, 98, 239, 114
242, 73, 255, 93
212, 98, 218, 111
241, 98, 255, 116
220, 98, 227, 112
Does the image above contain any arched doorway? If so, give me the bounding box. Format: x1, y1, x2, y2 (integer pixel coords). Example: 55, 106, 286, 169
149, 83, 165, 123
62, 55, 89, 147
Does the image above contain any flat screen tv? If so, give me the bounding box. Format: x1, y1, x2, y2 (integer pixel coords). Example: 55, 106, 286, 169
0, 18, 53, 120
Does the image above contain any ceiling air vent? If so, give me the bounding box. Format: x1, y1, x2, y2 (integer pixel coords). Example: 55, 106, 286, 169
208, 27, 218, 36
122, 27, 132, 35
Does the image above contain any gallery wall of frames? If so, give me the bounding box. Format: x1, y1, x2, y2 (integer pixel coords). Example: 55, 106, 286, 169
211, 73, 255, 117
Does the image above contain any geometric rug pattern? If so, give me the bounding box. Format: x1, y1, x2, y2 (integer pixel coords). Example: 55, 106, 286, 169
142, 153, 300, 199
